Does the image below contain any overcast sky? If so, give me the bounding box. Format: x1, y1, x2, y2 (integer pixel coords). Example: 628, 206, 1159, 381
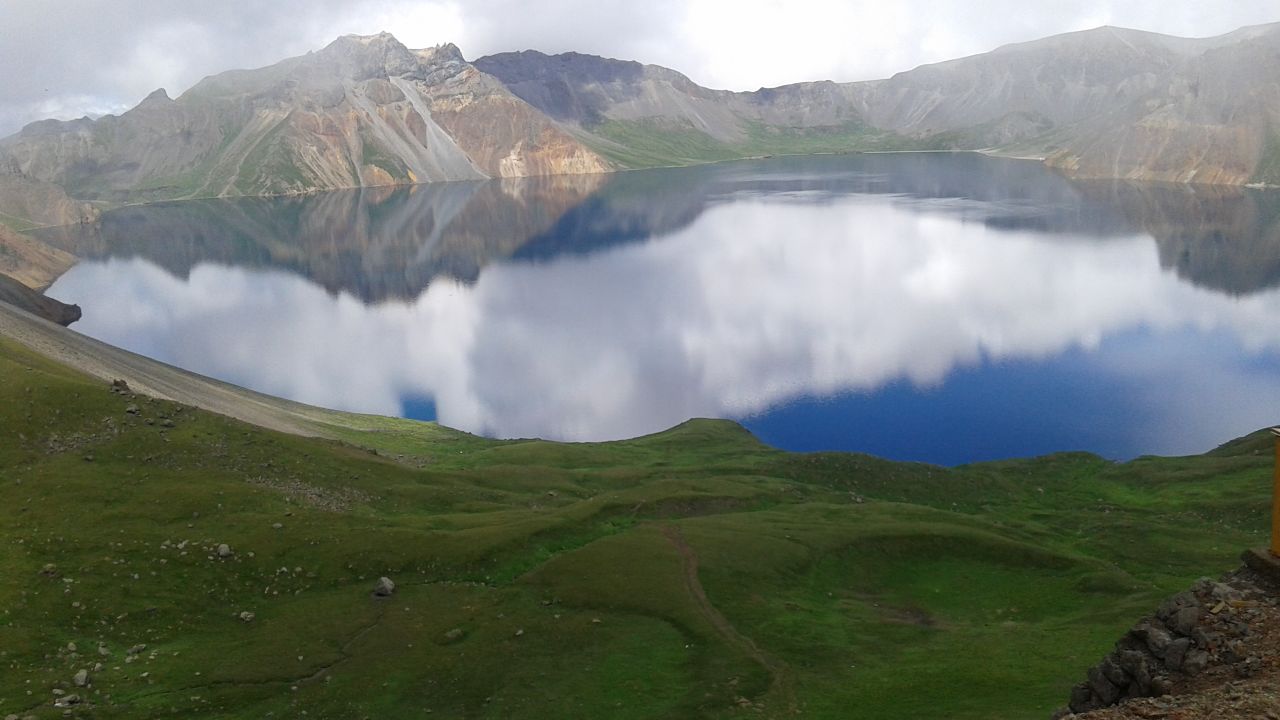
2, 0, 1278, 137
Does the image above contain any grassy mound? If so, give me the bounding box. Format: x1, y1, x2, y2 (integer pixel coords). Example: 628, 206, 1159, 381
0, 336, 1269, 718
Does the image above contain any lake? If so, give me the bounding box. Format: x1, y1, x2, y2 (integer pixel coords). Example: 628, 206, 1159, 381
38, 153, 1280, 464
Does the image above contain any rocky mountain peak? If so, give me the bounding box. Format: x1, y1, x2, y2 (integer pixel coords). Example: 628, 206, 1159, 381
416, 42, 466, 66
139, 88, 173, 105
316, 31, 420, 81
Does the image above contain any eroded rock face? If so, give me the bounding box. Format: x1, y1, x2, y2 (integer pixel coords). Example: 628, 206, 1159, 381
0, 225, 76, 291
0, 272, 80, 326
0, 34, 610, 204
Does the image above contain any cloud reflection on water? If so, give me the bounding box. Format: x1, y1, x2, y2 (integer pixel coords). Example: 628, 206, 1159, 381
51, 191, 1280, 450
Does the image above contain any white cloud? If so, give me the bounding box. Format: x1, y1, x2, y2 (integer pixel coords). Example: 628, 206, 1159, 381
1, 1, 1278, 135
48, 190, 1280, 453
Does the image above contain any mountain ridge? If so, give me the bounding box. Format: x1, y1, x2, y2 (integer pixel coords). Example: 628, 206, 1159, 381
3, 22, 1280, 224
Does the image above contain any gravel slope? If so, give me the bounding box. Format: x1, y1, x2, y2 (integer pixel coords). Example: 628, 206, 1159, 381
0, 299, 344, 438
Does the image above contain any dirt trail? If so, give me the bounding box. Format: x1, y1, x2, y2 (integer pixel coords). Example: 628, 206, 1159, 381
661, 524, 799, 714
0, 300, 344, 438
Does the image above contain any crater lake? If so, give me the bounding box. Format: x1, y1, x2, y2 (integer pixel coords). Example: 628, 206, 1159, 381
37, 153, 1280, 464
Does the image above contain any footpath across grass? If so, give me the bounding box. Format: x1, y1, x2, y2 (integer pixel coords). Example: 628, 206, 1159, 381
0, 336, 1270, 719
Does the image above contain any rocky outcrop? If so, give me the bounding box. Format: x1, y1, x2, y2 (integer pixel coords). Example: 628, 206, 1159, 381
1058, 567, 1278, 717
0, 167, 98, 228
0, 224, 76, 290
0, 34, 610, 204
0, 272, 80, 326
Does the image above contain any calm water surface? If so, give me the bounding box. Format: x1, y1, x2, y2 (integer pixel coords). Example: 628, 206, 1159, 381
40, 153, 1280, 464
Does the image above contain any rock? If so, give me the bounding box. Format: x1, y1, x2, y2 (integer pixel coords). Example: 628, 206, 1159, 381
39, 563, 58, 577
5, 713, 19, 720
73, 669, 88, 687
1100, 656, 1127, 686
126, 644, 146, 656
1164, 637, 1191, 670
271, 523, 283, 530
66, 641, 77, 652
0, 273, 81, 326
1169, 606, 1202, 636
1210, 582, 1243, 603
1069, 682, 1096, 713
239, 610, 256, 622
1087, 666, 1121, 705
1157, 591, 1199, 621
1116, 649, 1149, 678
110, 379, 130, 394
1182, 649, 1210, 676
53, 694, 80, 707
373, 577, 395, 597
217, 544, 233, 558
160, 418, 175, 428
443, 628, 465, 643
1133, 622, 1172, 656
125, 404, 139, 415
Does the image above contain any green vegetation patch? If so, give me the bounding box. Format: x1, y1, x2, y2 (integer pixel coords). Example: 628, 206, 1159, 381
0, 335, 1271, 719
585, 117, 953, 170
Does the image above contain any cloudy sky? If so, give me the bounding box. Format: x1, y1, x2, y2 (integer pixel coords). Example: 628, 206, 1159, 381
2, 0, 1278, 136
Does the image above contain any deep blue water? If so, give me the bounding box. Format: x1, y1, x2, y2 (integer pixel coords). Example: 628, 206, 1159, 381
40, 153, 1280, 464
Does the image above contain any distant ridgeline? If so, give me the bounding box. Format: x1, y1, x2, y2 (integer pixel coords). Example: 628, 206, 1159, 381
5, 23, 1280, 226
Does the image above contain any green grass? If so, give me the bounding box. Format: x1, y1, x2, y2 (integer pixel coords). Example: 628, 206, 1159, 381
0, 335, 1270, 719
586, 118, 953, 170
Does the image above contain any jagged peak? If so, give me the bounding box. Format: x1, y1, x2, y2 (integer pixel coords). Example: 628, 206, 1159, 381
333, 31, 402, 47
140, 88, 172, 104
414, 42, 467, 66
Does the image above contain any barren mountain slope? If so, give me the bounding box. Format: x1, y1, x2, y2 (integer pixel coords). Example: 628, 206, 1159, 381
0, 34, 609, 203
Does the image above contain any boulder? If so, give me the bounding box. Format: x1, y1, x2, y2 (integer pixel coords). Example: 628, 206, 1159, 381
373, 577, 395, 597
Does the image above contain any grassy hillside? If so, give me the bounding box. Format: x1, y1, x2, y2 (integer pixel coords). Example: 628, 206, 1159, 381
0, 335, 1271, 719
584, 118, 946, 169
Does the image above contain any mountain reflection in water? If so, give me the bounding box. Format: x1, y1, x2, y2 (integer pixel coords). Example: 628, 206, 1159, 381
42, 154, 1280, 464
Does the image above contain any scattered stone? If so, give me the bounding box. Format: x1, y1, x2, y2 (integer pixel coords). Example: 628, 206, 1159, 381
373, 577, 395, 597
443, 628, 465, 643
272, 523, 283, 530
514, 629, 524, 637
125, 404, 139, 415
217, 544, 233, 558
53, 694, 80, 708
66, 641, 77, 652
126, 644, 146, 656
73, 669, 88, 687
160, 418, 175, 428
40, 563, 58, 577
